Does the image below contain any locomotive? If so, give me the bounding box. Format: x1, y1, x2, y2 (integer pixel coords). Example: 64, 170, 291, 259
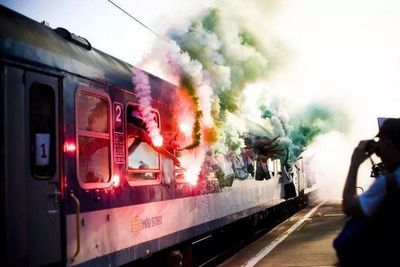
0, 5, 316, 266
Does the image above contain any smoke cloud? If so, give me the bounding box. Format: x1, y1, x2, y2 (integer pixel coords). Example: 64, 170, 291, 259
137, 0, 381, 200
132, 69, 164, 147
140, 2, 348, 188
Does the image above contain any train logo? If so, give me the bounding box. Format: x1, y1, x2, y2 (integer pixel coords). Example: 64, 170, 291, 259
130, 215, 163, 236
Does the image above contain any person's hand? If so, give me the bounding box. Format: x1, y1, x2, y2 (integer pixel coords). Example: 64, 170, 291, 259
351, 140, 370, 166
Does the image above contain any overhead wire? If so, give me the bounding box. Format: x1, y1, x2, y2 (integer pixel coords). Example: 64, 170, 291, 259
107, 0, 164, 40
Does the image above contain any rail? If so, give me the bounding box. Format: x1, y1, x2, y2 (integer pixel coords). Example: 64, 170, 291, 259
70, 191, 81, 263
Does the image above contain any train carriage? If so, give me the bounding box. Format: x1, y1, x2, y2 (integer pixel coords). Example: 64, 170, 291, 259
1, 5, 314, 267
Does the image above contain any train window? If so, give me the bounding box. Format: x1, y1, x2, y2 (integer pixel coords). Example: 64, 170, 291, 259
30, 82, 56, 178
126, 104, 161, 184
76, 91, 111, 184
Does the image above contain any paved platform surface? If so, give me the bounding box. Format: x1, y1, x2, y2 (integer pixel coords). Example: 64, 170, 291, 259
219, 201, 346, 267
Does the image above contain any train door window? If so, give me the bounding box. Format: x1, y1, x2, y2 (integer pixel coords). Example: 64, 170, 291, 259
30, 82, 56, 178
76, 90, 111, 186
126, 104, 161, 184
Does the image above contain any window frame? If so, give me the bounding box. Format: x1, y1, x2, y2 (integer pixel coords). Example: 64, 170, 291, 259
75, 86, 113, 189
29, 82, 56, 179
125, 102, 162, 186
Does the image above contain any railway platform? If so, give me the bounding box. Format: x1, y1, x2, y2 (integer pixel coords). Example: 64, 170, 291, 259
219, 201, 345, 267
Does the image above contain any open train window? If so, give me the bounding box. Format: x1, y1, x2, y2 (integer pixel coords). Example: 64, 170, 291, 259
126, 104, 161, 185
30, 82, 56, 178
76, 90, 111, 186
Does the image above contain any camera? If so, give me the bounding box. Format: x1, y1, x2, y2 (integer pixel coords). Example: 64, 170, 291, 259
364, 139, 385, 177
371, 162, 385, 177
365, 139, 378, 156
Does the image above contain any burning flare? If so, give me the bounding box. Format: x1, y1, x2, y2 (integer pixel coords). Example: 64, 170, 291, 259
179, 122, 192, 137
184, 165, 200, 185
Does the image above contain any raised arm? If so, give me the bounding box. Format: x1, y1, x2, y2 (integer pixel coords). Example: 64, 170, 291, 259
342, 140, 369, 217
127, 123, 181, 167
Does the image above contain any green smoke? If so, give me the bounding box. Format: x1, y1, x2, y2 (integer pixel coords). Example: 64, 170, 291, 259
258, 102, 338, 165
260, 105, 274, 119
289, 104, 336, 159
212, 123, 245, 154
169, 8, 270, 115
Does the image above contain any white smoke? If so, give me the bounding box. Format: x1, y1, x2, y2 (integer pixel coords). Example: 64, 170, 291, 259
270, 116, 285, 137
132, 69, 164, 147
169, 23, 231, 92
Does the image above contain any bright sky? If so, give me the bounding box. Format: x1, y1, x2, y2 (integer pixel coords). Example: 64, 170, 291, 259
2, 0, 400, 199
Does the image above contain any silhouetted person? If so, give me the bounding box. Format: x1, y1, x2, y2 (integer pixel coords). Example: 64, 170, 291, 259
255, 154, 271, 181
241, 148, 255, 177
334, 118, 400, 266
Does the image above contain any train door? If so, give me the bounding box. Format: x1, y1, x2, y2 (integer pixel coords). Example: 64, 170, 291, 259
4, 67, 62, 266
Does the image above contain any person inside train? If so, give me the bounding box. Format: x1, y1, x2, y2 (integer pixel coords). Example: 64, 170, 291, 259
281, 164, 297, 199
333, 118, 400, 266
229, 151, 249, 180
241, 148, 255, 177
127, 108, 180, 167
255, 154, 271, 181
214, 153, 235, 187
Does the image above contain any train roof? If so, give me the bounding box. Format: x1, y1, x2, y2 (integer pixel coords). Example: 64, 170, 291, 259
0, 5, 176, 102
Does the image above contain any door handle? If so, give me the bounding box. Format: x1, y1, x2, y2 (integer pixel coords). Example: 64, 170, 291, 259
69, 191, 81, 263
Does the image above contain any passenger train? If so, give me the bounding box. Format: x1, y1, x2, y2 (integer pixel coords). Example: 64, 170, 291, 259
0, 5, 316, 266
